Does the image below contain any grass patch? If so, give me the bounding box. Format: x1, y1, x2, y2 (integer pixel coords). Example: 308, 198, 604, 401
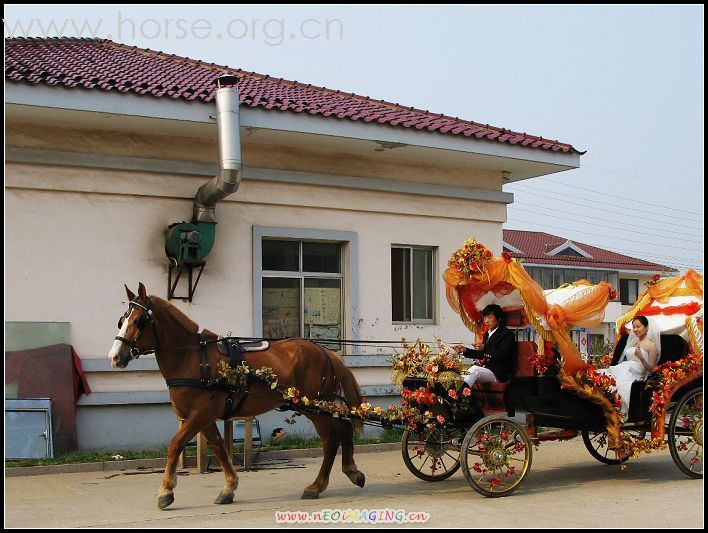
5, 429, 405, 468
5, 448, 170, 468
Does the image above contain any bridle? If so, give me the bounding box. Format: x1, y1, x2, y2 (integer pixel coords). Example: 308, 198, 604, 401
115, 299, 156, 360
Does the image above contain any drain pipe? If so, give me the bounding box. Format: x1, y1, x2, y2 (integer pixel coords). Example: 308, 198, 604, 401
192, 74, 242, 223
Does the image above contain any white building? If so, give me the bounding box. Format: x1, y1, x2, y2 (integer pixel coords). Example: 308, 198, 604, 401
6, 37, 583, 450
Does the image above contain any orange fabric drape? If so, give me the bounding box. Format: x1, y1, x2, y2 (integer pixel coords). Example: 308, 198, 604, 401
444, 242, 618, 447
616, 269, 704, 335
648, 269, 703, 303
444, 257, 612, 375
544, 282, 612, 375
639, 302, 702, 318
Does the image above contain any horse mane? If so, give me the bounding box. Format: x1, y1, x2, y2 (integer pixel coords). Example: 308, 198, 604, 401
151, 296, 199, 334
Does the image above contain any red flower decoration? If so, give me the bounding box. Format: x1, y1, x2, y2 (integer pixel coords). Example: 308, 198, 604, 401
502, 251, 512, 263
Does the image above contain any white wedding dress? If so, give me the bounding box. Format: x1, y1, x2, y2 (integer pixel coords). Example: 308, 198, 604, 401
600, 344, 652, 418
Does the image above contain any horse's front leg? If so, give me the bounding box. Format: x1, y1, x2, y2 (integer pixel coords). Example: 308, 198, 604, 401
201, 422, 238, 504
302, 415, 340, 499
158, 416, 205, 510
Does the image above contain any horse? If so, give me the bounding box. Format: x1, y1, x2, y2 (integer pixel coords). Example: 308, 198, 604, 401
109, 283, 366, 509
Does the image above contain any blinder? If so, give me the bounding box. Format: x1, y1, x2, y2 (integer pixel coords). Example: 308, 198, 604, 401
115, 300, 155, 359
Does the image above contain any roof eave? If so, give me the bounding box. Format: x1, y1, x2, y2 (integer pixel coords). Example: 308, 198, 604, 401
6, 81, 581, 180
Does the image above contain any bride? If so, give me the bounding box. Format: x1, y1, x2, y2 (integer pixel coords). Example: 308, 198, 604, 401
601, 315, 661, 419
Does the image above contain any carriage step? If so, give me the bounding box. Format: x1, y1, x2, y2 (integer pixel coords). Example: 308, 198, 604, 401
533, 429, 579, 443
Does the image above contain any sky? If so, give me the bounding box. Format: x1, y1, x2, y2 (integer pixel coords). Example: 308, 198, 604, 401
5, 5, 704, 273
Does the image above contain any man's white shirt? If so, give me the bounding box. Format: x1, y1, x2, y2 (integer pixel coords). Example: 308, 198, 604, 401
486, 327, 499, 341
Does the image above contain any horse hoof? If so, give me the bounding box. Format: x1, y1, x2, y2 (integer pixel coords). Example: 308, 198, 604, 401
354, 472, 366, 488
157, 494, 175, 509
214, 493, 234, 505
301, 489, 320, 500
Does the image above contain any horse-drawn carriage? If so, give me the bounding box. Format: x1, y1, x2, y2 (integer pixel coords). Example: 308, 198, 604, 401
398, 241, 703, 496
110, 241, 701, 508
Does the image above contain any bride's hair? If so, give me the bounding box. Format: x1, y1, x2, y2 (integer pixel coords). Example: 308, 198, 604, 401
632, 315, 649, 328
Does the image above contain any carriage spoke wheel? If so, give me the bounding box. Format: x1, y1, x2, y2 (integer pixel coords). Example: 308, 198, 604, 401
401, 426, 462, 481
668, 388, 703, 479
582, 429, 645, 465
460, 415, 532, 497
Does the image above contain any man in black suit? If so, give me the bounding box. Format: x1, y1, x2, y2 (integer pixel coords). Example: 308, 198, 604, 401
454, 304, 517, 387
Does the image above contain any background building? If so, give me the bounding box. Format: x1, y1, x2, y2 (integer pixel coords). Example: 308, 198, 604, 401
503, 230, 677, 355
6, 37, 582, 450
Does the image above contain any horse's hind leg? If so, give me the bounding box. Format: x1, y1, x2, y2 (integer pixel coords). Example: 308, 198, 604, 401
302, 415, 340, 499
201, 422, 238, 504
339, 420, 365, 488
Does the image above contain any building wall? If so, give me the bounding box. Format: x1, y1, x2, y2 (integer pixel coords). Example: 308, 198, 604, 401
6, 121, 507, 450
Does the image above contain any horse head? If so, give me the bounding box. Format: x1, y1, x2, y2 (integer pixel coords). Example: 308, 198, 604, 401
109, 282, 156, 368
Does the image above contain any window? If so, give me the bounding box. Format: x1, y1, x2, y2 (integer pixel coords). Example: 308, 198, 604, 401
587, 270, 601, 285
620, 278, 639, 305
391, 246, 435, 323
525, 267, 619, 295
261, 239, 343, 349
557, 247, 584, 257
553, 269, 564, 288
542, 269, 553, 290
526, 267, 543, 287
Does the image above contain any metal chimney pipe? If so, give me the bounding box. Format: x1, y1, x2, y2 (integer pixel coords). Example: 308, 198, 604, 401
192, 75, 242, 223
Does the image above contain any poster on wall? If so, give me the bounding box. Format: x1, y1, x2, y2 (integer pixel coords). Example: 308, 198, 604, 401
304, 287, 341, 326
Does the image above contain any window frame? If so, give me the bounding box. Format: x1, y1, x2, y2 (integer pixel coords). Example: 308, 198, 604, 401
391, 244, 437, 325
253, 227, 358, 348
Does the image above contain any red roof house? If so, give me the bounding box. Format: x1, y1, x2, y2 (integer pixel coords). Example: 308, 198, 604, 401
503, 229, 677, 273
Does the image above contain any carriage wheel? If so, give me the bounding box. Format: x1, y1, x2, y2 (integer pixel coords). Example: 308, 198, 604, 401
401, 426, 462, 482
668, 387, 703, 479
460, 415, 532, 497
581, 429, 645, 465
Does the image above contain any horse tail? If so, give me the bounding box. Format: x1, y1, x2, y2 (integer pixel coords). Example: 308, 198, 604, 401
324, 348, 364, 432
340, 363, 364, 432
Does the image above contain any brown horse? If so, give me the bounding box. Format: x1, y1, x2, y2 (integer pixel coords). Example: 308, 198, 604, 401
109, 283, 366, 509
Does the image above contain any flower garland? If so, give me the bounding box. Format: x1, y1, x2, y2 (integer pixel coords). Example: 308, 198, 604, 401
557, 361, 667, 459
218, 359, 435, 431
557, 353, 701, 460
647, 351, 703, 440
217, 340, 478, 433
447, 238, 493, 281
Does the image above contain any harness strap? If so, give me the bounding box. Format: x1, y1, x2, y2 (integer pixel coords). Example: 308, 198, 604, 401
167, 374, 251, 420
166, 378, 229, 390
229, 337, 243, 368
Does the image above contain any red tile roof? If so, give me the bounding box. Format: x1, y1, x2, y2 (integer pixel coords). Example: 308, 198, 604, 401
502, 230, 677, 272
5, 37, 582, 154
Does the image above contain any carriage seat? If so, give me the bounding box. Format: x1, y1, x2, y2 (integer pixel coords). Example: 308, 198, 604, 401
470, 341, 537, 411
611, 334, 691, 422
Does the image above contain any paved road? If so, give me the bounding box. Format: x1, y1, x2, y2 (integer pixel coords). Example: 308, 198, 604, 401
5, 439, 703, 528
